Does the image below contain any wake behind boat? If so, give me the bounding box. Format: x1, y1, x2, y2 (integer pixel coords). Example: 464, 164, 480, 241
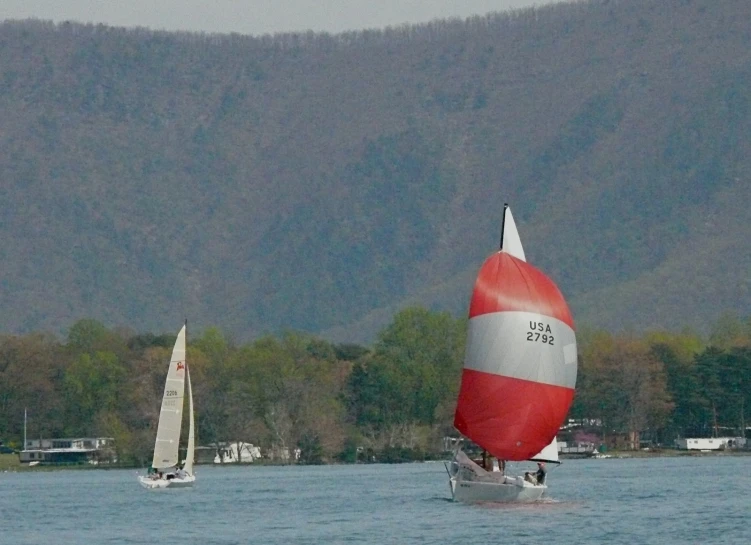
138, 322, 196, 489
448, 204, 577, 503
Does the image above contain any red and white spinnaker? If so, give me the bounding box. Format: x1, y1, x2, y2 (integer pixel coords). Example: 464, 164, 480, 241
454, 205, 577, 462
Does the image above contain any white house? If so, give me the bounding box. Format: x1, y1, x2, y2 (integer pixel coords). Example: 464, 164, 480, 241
557, 441, 596, 454
675, 437, 746, 451
214, 442, 262, 463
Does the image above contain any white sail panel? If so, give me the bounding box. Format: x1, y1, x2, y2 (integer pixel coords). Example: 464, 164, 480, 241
464, 311, 577, 388
151, 325, 186, 469
501, 206, 526, 261
529, 436, 560, 464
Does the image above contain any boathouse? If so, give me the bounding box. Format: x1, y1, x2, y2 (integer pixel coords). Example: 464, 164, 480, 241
19, 437, 116, 465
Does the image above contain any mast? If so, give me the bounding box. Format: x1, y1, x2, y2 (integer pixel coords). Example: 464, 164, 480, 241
23, 408, 27, 450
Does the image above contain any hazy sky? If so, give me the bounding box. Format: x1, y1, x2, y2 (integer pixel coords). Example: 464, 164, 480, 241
0, 1, 564, 35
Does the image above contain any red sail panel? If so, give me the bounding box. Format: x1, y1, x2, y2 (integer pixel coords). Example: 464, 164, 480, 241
454, 370, 575, 461
469, 252, 574, 329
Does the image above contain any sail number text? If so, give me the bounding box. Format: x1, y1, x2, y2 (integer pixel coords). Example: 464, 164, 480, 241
526, 321, 554, 345
166, 390, 179, 397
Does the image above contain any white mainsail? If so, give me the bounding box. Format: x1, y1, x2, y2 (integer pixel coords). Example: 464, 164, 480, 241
529, 437, 560, 464
151, 325, 187, 469
184, 366, 195, 476
500, 204, 526, 261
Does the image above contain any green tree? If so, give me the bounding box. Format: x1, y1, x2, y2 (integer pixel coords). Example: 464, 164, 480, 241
66, 319, 128, 358
225, 332, 347, 461
651, 342, 705, 438
62, 351, 126, 435
695, 347, 726, 436
568, 328, 616, 428
647, 330, 705, 439
696, 347, 751, 436
0, 333, 64, 442
345, 307, 464, 452
722, 348, 751, 436
709, 313, 749, 349
579, 336, 673, 448
190, 327, 234, 448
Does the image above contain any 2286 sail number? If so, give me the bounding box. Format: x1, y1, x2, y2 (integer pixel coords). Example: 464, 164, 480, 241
526, 321, 554, 345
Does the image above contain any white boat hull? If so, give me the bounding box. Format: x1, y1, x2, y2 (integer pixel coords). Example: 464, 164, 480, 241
450, 474, 546, 503
138, 474, 196, 489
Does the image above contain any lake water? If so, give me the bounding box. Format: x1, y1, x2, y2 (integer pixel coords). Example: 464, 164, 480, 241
1, 456, 747, 544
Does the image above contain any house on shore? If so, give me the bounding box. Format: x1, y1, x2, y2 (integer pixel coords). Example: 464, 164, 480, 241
675, 437, 746, 451
557, 440, 596, 455
19, 437, 116, 465
214, 442, 262, 463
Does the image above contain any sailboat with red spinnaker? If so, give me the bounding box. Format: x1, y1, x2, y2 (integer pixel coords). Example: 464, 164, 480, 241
447, 204, 577, 502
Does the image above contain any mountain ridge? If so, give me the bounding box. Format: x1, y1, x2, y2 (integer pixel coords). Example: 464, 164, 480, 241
1, 0, 749, 342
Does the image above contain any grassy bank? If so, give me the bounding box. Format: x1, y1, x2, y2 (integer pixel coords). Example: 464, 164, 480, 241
0, 453, 23, 471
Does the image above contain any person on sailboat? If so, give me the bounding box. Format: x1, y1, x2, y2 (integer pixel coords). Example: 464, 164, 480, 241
479, 450, 496, 472
487, 454, 499, 472
525, 462, 546, 485
471, 451, 485, 469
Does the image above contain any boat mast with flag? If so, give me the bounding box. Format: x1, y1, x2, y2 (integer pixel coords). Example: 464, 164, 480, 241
447, 204, 577, 503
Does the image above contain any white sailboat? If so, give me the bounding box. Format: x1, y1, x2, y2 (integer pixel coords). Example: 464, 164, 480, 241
138, 323, 196, 489
447, 204, 577, 502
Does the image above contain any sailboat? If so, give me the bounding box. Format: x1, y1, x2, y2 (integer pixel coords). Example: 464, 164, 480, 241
447, 204, 577, 502
138, 323, 196, 489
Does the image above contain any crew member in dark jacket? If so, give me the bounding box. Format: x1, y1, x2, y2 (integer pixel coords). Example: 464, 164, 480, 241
525, 462, 547, 485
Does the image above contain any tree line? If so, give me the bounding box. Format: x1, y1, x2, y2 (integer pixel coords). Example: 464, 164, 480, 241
1, 309, 749, 465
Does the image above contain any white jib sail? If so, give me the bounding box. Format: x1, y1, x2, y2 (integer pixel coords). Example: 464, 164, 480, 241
151, 325, 186, 469
184, 366, 195, 476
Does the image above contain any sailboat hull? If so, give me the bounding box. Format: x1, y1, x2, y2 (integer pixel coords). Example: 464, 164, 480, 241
138, 474, 196, 489
446, 450, 548, 503
449, 475, 546, 503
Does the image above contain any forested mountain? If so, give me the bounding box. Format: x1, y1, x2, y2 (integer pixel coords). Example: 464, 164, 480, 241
1, 0, 750, 343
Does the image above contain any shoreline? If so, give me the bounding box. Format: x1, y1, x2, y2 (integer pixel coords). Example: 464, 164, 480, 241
4, 449, 751, 472
561, 449, 751, 460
